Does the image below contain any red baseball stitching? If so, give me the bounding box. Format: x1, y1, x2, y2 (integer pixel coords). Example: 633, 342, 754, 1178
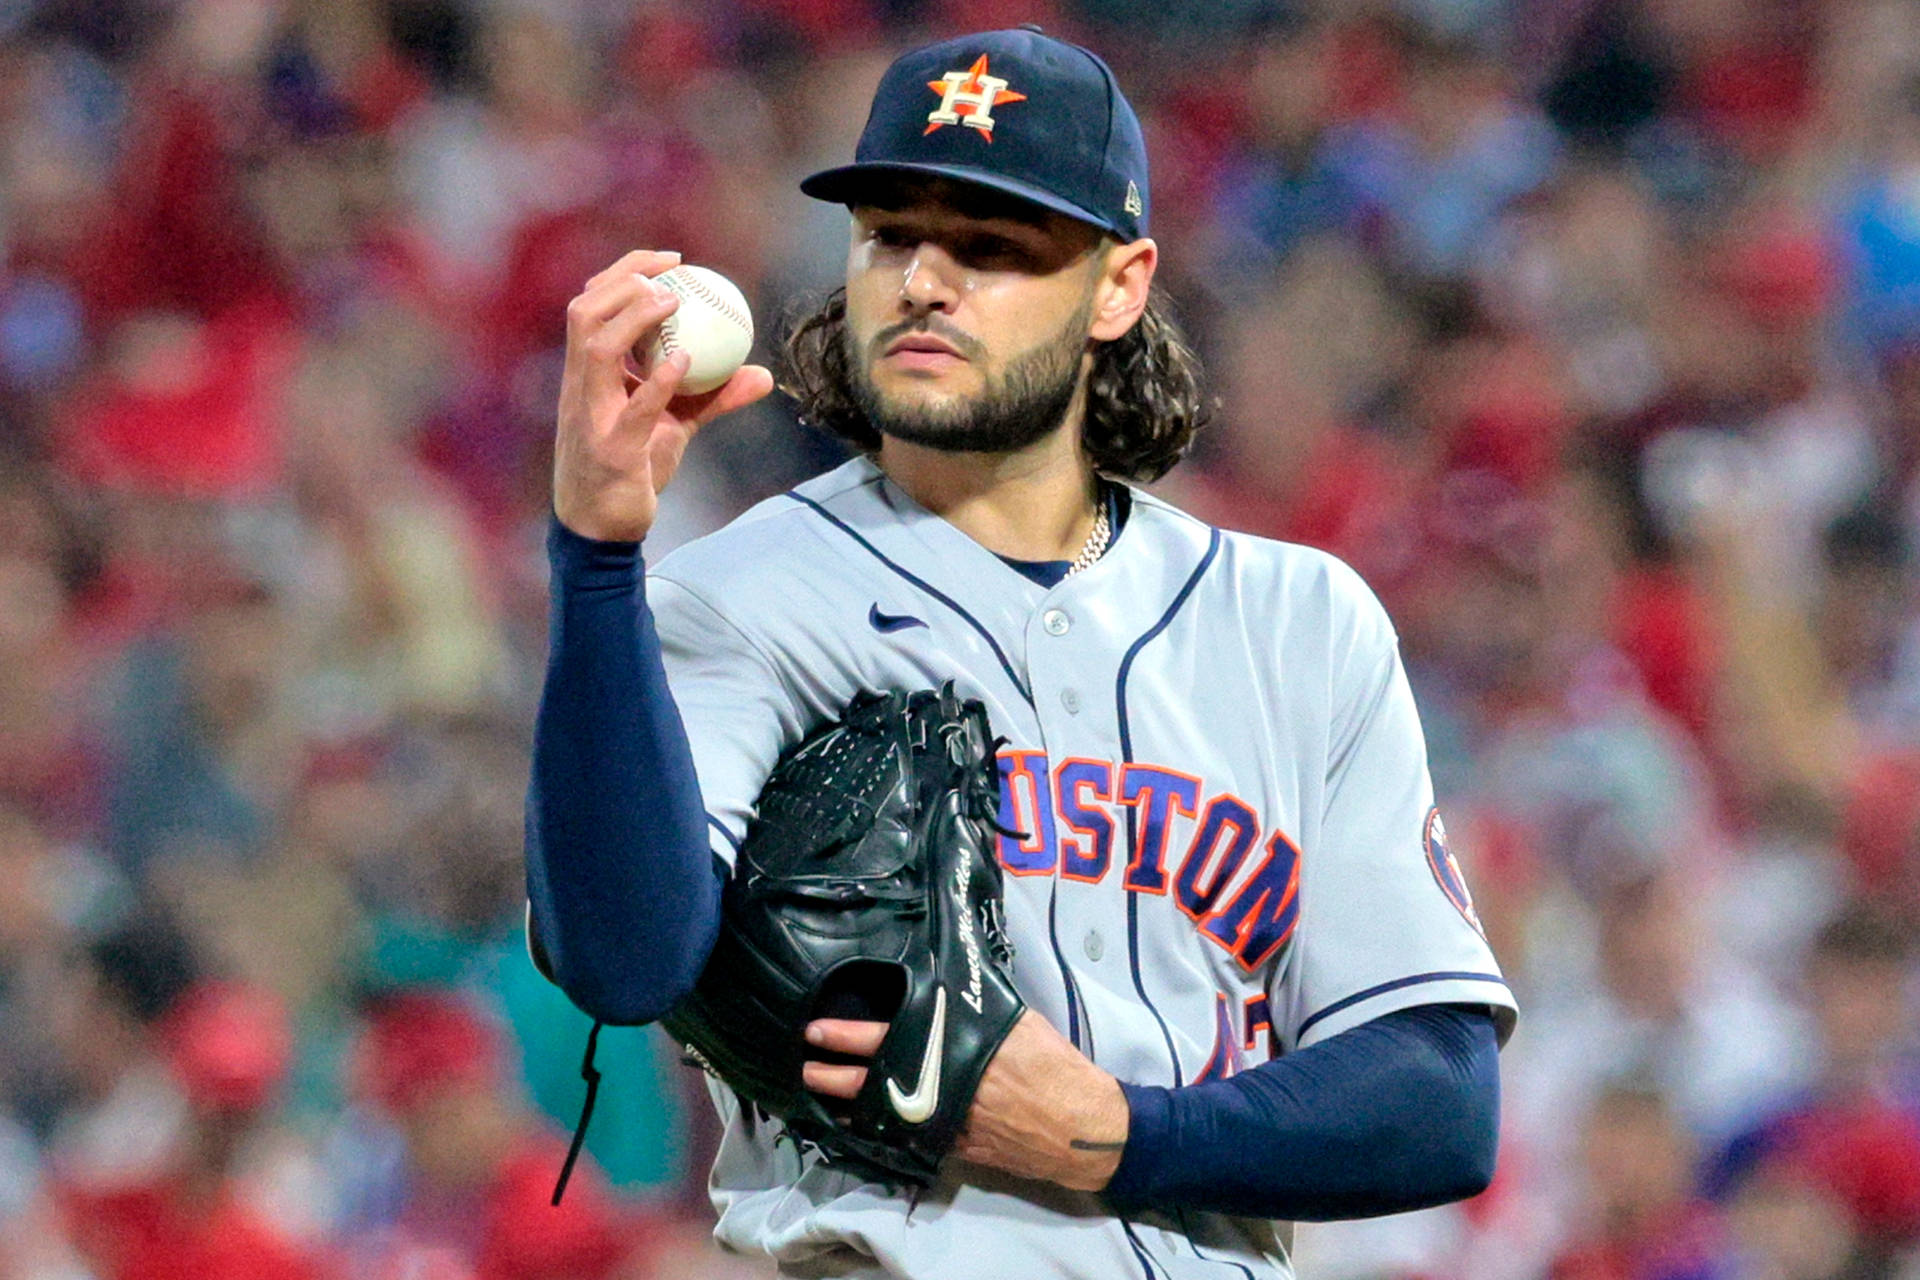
658, 267, 752, 333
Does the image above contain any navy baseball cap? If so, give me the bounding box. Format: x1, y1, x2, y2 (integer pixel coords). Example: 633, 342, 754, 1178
801, 27, 1150, 242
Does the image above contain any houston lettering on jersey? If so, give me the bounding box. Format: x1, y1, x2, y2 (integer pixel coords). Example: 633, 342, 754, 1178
995, 750, 1302, 974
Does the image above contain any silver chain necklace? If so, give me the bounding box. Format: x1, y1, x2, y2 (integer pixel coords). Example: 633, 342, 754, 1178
1066, 502, 1112, 577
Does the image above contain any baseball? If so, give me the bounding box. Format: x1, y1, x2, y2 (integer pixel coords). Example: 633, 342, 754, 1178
647, 264, 754, 396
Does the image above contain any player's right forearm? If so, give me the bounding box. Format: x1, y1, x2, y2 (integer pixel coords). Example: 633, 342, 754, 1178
525, 515, 721, 1025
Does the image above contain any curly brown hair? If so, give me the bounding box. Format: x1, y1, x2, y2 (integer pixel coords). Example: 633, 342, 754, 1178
776, 285, 1211, 483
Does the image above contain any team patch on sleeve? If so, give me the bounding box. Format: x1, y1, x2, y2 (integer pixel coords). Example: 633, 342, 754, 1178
1424, 808, 1485, 937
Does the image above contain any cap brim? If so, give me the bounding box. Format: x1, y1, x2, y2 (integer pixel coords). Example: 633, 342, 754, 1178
800, 162, 1121, 238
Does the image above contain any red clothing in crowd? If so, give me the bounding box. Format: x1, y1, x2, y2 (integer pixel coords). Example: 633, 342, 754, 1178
1549, 1200, 1728, 1280
474, 1136, 644, 1280
368, 1134, 647, 1280
61, 1178, 333, 1280
1764, 1099, 1920, 1243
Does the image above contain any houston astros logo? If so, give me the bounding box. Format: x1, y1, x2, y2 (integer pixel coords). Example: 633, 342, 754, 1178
1424, 809, 1485, 937
925, 55, 1027, 141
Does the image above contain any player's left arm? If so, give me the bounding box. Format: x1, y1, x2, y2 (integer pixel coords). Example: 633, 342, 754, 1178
1100, 1002, 1499, 1218
803, 1003, 1128, 1190
802, 1000, 1498, 1208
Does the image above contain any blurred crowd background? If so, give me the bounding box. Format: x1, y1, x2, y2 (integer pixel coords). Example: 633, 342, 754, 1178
8, 0, 1920, 1275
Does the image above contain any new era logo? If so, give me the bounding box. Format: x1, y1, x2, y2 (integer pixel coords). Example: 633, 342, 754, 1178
1124, 181, 1142, 217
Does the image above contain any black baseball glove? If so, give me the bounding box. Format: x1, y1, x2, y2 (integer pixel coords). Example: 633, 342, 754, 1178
661, 683, 1026, 1186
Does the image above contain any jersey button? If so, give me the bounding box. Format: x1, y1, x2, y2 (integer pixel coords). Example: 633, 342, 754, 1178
1060, 688, 1082, 714
1083, 930, 1104, 961
1042, 609, 1071, 636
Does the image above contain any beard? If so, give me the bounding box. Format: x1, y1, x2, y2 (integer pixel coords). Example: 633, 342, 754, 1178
846, 305, 1090, 455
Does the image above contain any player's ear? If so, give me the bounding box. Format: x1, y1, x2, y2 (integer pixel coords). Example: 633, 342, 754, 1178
1088, 238, 1156, 343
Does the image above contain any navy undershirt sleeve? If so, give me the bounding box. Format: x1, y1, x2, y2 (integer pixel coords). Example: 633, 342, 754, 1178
1106, 1004, 1500, 1221
524, 517, 721, 1026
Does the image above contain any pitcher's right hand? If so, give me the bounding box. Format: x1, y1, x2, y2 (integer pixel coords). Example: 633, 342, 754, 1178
553, 250, 774, 543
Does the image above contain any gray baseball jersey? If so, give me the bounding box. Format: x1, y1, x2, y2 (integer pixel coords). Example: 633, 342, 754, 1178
648, 455, 1516, 1280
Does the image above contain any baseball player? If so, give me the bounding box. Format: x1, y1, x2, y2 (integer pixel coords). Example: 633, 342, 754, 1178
526, 27, 1517, 1280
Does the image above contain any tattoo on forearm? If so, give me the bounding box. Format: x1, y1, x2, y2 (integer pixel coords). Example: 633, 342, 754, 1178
1070, 1139, 1126, 1152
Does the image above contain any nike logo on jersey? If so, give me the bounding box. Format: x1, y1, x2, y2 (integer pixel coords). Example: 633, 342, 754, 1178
869, 604, 929, 633
886, 985, 946, 1123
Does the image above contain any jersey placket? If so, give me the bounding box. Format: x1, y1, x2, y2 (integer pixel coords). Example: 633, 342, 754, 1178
1016, 579, 1148, 1070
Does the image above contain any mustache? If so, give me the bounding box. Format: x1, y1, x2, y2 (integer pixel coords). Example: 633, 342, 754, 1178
869, 316, 986, 362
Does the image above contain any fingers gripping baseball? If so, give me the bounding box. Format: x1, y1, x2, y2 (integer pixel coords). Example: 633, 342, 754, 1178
553, 251, 773, 543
